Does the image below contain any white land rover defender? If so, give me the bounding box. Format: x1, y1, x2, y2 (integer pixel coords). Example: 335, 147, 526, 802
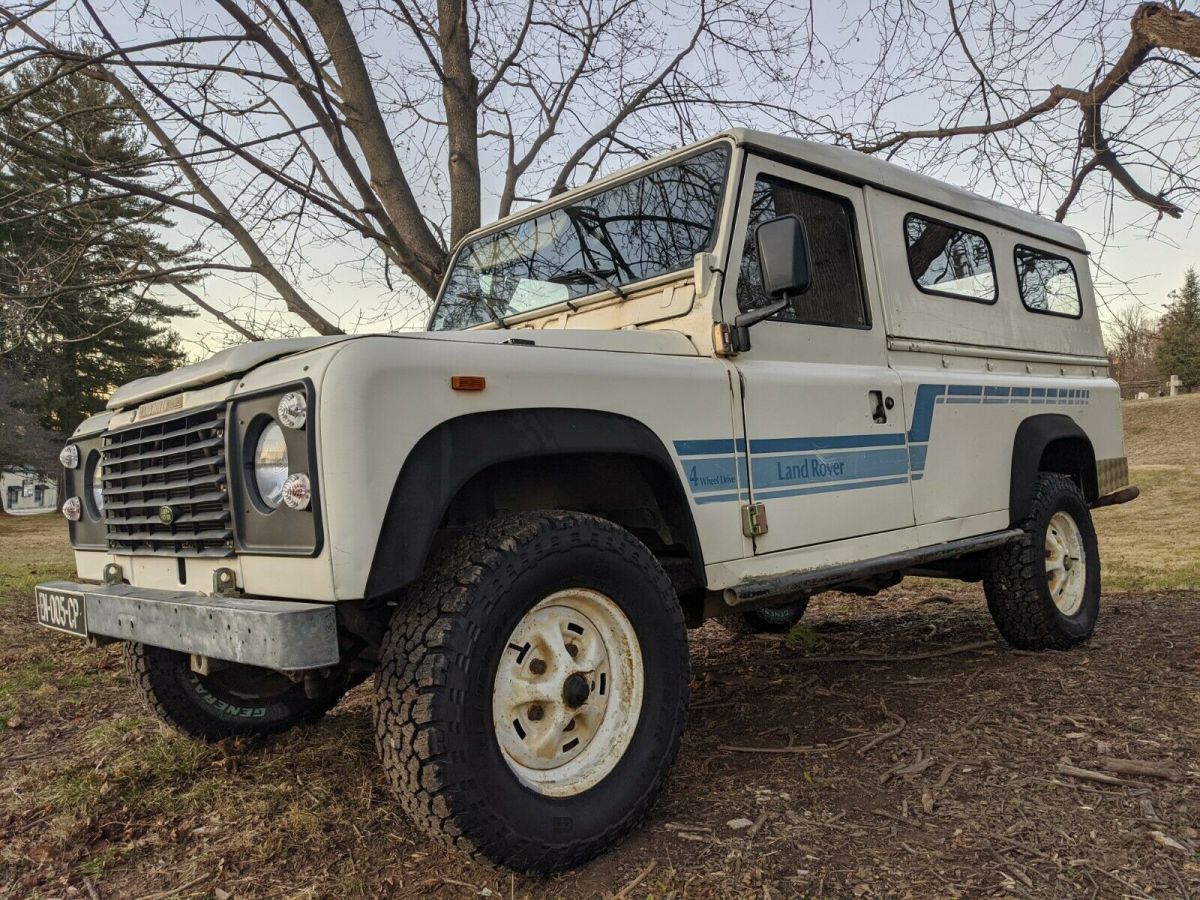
38, 129, 1136, 872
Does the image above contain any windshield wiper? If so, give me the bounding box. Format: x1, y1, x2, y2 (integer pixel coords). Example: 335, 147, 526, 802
461, 289, 510, 329
545, 267, 629, 301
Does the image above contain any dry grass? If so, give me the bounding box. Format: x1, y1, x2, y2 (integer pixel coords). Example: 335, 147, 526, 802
0, 514, 73, 603
1094, 465, 1200, 590
1121, 391, 1200, 467
1090, 393, 1200, 591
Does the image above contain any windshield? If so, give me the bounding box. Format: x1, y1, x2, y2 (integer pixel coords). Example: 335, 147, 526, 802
430, 145, 730, 330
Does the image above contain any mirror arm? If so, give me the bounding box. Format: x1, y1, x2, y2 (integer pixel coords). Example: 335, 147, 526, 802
733, 297, 789, 329
727, 296, 790, 353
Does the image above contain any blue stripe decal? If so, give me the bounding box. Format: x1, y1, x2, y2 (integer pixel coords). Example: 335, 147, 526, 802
695, 491, 745, 505
751, 476, 911, 501
675, 382, 1092, 504
908, 444, 928, 472
674, 439, 737, 457
907, 384, 945, 442
750, 432, 905, 454
682, 457, 740, 495
751, 448, 909, 489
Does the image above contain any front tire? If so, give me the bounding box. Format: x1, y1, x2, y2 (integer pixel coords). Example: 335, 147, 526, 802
126, 644, 344, 740
983, 473, 1100, 650
373, 511, 689, 873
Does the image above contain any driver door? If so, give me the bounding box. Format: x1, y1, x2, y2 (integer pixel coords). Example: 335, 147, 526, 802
724, 158, 915, 555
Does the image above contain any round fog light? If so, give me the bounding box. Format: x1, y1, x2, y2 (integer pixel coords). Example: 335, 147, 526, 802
277, 391, 307, 429
281, 472, 312, 510
62, 496, 82, 521
59, 445, 79, 469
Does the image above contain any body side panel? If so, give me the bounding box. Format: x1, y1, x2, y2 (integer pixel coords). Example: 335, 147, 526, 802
316, 337, 744, 599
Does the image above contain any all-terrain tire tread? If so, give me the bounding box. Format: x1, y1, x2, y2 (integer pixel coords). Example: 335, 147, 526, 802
125, 643, 341, 741
982, 473, 1099, 651
373, 510, 688, 873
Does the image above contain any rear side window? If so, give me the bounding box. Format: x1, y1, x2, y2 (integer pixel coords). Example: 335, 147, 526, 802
904, 213, 996, 303
737, 175, 869, 328
1015, 246, 1082, 318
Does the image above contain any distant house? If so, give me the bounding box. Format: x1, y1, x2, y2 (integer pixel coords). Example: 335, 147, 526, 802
1, 467, 58, 514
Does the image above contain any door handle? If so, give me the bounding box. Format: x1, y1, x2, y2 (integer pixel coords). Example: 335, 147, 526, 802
869, 391, 887, 424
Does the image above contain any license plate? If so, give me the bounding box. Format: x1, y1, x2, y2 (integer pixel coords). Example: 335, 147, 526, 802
34, 586, 88, 637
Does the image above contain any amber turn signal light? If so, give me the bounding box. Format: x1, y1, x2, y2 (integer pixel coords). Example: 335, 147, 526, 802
451, 375, 486, 391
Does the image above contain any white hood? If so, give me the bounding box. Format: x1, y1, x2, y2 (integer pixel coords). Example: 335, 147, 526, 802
106, 328, 699, 411
107, 337, 350, 410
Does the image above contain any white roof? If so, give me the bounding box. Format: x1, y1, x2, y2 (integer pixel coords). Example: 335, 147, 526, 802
470, 129, 1087, 255
724, 129, 1086, 252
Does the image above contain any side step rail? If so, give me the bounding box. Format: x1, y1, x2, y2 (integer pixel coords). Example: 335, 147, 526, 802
725, 529, 1023, 607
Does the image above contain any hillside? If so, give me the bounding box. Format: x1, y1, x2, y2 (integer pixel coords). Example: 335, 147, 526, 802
1091, 393, 1200, 590
1122, 392, 1200, 467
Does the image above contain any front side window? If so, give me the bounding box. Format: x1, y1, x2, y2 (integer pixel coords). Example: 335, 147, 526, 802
430, 146, 730, 330
904, 213, 996, 303
1015, 245, 1082, 317
737, 176, 868, 328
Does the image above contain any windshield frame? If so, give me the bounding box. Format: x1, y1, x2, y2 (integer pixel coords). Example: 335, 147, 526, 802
427, 137, 735, 330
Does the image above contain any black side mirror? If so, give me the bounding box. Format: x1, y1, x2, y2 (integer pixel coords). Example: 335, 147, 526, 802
755, 213, 812, 300
729, 214, 813, 348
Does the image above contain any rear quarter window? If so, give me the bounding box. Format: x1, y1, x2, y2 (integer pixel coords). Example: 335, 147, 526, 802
904, 213, 997, 303
1015, 245, 1082, 318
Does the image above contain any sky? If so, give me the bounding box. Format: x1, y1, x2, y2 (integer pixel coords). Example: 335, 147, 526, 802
106, 0, 1196, 353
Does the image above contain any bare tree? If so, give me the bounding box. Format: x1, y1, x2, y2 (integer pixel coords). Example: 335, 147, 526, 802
1105, 303, 1161, 392
1, 0, 811, 336
827, 2, 1200, 226
1, 1, 1198, 339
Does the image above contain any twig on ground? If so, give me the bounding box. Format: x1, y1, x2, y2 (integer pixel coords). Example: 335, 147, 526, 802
746, 810, 770, 839
859, 701, 907, 756
792, 640, 997, 665
613, 860, 657, 899
1055, 763, 1131, 787
880, 749, 938, 784
718, 743, 825, 754
1098, 757, 1182, 781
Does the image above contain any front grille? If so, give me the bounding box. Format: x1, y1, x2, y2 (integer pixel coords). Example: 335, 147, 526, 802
102, 406, 233, 557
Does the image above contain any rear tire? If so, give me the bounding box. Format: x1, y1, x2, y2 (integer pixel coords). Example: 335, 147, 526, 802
373, 511, 689, 873
126, 644, 344, 740
983, 473, 1100, 650
719, 595, 809, 635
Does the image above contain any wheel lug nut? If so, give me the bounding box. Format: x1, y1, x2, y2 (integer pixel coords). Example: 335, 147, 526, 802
528, 704, 544, 721
529, 658, 546, 675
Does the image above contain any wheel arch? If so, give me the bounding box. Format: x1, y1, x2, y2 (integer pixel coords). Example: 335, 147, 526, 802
1009, 414, 1098, 524
364, 408, 704, 600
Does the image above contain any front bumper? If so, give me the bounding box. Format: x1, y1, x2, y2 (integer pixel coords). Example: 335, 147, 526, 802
34, 581, 339, 670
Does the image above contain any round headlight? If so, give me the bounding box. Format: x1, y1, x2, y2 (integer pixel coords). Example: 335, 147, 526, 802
60, 444, 79, 469
277, 391, 307, 429
84, 450, 104, 519
254, 422, 289, 509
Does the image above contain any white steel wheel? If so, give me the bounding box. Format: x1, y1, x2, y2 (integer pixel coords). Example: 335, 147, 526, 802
1045, 510, 1086, 616
492, 588, 644, 798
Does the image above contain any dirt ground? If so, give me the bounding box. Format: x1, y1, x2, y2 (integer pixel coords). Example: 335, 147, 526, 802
1, 507, 1197, 898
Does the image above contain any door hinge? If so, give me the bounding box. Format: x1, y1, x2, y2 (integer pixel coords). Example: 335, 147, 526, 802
741, 502, 768, 537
